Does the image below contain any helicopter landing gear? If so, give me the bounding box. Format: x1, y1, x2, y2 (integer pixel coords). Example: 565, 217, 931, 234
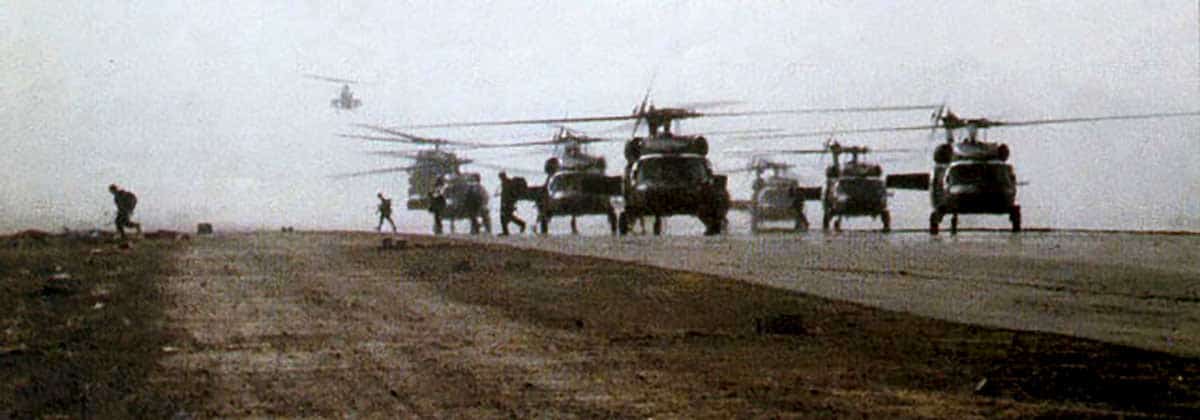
1010, 206, 1022, 233
701, 216, 723, 236
929, 210, 942, 235
794, 215, 809, 232
606, 209, 618, 235
653, 216, 663, 236
950, 214, 959, 236
881, 211, 891, 233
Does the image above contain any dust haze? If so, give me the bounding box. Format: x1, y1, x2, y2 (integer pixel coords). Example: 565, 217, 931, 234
4, 1, 1198, 234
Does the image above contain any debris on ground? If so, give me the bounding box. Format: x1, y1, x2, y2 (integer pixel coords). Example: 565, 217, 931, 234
754, 314, 809, 336
380, 238, 408, 250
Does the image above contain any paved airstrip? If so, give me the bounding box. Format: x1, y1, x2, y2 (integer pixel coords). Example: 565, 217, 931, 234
468, 230, 1200, 356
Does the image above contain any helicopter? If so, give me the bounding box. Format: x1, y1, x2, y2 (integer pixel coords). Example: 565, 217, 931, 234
398, 95, 941, 236
535, 127, 623, 235
304, 74, 362, 110
737, 107, 1200, 234
731, 141, 921, 233
335, 125, 538, 235
727, 158, 822, 233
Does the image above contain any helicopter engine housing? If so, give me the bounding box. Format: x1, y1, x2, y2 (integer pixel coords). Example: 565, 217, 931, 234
625, 135, 708, 162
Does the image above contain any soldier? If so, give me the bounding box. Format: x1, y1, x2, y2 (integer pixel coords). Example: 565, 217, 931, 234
108, 184, 142, 240
376, 192, 397, 233
429, 177, 447, 235
497, 171, 527, 236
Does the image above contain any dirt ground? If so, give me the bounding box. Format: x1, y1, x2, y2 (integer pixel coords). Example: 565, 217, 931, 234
3, 231, 1198, 418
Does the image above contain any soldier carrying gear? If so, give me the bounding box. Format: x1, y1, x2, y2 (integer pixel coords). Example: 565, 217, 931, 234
108, 184, 142, 240
376, 192, 397, 233
498, 171, 527, 236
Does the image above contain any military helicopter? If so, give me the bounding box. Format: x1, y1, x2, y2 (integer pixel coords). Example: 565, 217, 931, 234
535, 127, 623, 235
738, 107, 1200, 234
335, 125, 538, 234
731, 141, 921, 232
304, 74, 362, 110
398, 95, 941, 236
727, 158, 822, 233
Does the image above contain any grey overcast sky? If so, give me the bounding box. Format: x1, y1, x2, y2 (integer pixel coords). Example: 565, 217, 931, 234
3, 1, 1198, 233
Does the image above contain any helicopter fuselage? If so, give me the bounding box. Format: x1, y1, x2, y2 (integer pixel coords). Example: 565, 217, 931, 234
752, 178, 804, 221
932, 160, 1017, 214
538, 170, 620, 234
542, 171, 619, 217
429, 173, 491, 234
927, 140, 1022, 234
623, 154, 729, 217
825, 176, 887, 217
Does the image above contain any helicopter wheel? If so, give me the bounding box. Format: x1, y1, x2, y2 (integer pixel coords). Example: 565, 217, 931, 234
432, 210, 445, 235
950, 214, 959, 236
881, 211, 891, 233
653, 216, 663, 236
795, 213, 810, 232
1010, 206, 1022, 233
606, 210, 618, 235
929, 211, 941, 235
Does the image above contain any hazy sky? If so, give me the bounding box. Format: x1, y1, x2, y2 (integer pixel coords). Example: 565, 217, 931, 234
4, 1, 1198, 234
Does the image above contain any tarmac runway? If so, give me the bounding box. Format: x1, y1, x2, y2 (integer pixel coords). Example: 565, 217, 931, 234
470, 230, 1200, 357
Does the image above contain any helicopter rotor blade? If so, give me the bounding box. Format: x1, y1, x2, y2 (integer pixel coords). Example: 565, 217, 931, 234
363, 150, 422, 159
675, 100, 744, 110
400, 114, 638, 129
397, 102, 939, 131
723, 148, 828, 155
464, 161, 543, 176
702, 128, 785, 136
631, 86, 653, 137
303, 74, 359, 84
734, 124, 938, 141
703, 104, 942, 118
989, 110, 1200, 128
329, 165, 416, 179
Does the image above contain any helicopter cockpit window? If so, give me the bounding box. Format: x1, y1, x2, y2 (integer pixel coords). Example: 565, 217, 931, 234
635, 157, 710, 183
760, 188, 793, 206
948, 163, 1014, 186
548, 173, 586, 192
836, 177, 885, 197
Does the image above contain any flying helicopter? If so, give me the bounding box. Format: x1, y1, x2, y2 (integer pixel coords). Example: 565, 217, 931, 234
737, 107, 1200, 234
304, 74, 362, 110
727, 158, 821, 233
335, 125, 538, 234
396, 94, 941, 236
